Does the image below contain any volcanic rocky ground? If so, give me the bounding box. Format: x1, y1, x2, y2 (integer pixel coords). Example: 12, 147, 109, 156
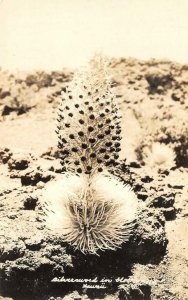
0, 58, 188, 300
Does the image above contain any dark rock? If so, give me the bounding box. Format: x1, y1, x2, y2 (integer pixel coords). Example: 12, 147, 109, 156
24, 237, 43, 251
0, 148, 12, 164
118, 281, 151, 300
163, 207, 176, 220
146, 73, 173, 94
141, 175, 153, 183
21, 169, 52, 186
151, 192, 175, 209
23, 196, 38, 210
25, 72, 53, 88
41, 147, 62, 160
171, 92, 181, 101
0, 252, 55, 298
129, 161, 141, 168
0, 240, 26, 263
133, 184, 143, 192
1, 105, 16, 116
0, 90, 11, 99
137, 192, 148, 201
168, 184, 184, 190
8, 154, 29, 170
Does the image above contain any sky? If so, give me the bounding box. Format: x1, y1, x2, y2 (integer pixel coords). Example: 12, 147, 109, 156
0, 0, 188, 70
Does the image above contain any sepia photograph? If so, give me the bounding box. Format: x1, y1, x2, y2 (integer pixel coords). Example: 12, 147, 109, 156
0, 1, 188, 299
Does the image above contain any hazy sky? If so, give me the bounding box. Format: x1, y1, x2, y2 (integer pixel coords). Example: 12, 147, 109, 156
0, 0, 188, 70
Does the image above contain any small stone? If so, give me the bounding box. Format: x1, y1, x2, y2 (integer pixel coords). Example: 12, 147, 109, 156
163, 207, 176, 220
8, 153, 29, 170
137, 192, 148, 201
141, 175, 153, 183
23, 196, 38, 210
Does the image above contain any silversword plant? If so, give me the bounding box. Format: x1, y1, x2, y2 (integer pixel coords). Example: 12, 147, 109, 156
43, 55, 140, 255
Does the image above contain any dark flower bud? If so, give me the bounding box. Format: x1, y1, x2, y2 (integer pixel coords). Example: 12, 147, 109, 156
77, 168, 82, 173
68, 113, 73, 117
112, 136, 117, 140
88, 92, 91, 96
78, 131, 84, 137
100, 113, 105, 118
105, 108, 110, 113
90, 153, 96, 158
89, 138, 96, 143
65, 106, 70, 110
106, 118, 111, 124
98, 167, 103, 172
86, 166, 92, 171
115, 148, 121, 152
81, 156, 86, 161
110, 147, 115, 153
115, 142, 121, 148
75, 104, 79, 108
99, 148, 106, 153
97, 134, 104, 139
98, 123, 103, 128
74, 161, 80, 165
104, 154, 110, 160
84, 101, 89, 105
62, 150, 69, 155
61, 138, 67, 143
68, 95, 72, 99
105, 129, 111, 135
65, 123, 70, 128
69, 134, 74, 139
97, 159, 102, 163
79, 110, 84, 114
105, 142, 112, 147
81, 143, 87, 149
72, 147, 78, 152
116, 136, 122, 141
109, 159, 115, 164
79, 95, 83, 98
89, 114, 95, 120
79, 119, 84, 124
88, 106, 94, 111
88, 126, 94, 132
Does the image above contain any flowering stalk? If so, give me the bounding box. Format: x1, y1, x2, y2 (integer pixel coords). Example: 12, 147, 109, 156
42, 55, 139, 255
56, 55, 122, 176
